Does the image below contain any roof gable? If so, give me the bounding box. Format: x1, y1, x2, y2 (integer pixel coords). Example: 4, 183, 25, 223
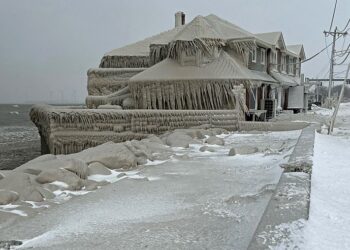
255, 32, 286, 50
287, 45, 306, 59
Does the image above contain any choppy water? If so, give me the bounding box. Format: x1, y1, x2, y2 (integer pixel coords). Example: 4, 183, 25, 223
0, 104, 40, 169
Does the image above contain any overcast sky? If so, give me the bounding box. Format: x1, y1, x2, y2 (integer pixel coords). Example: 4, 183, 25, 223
0, 0, 349, 103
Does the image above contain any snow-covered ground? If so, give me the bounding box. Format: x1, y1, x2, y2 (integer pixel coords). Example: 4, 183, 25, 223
303, 132, 350, 249
302, 102, 350, 250
0, 130, 301, 250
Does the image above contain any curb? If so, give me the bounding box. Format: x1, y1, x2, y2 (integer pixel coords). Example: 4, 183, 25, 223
248, 124, 318, 249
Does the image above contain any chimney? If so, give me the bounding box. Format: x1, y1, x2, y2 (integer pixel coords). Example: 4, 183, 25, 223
175, 11, 185, 27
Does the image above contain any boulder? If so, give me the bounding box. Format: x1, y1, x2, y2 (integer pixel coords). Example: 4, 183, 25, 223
205, 136, 225, 146
199, 146, 216, 152
0, 190, 19, 205
35, 186, 55, 200
124, 141, 154, 161
64, 159, 89, 179
228, 146, 259, 156
165, 132, 199, 148
88, 162, 112, 176
175, 129, 206, 139
36, 168, 83, 190
82, 180, 100, 191
208, 128, 229, 135
0, 172, 44, 202
17, 158, 79, 176
68, 142, 138, 170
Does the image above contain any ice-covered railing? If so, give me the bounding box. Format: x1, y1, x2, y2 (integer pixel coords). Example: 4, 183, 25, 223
30, 105, 239, 154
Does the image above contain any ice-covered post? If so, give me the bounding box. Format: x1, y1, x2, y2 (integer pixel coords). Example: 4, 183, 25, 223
232, 84, 246, 121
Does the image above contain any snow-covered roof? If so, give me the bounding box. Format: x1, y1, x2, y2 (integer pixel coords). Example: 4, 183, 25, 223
270, 71, 300, 87
174, 14, 255, 41
130, 50, 277, 83
255, 32, 286, 50
287, 45, 306, 60
105, 14, 256, 58
104, 25, 185, 57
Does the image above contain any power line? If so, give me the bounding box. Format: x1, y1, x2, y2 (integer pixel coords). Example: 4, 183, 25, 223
340, 18, 350, 32
269, 35, 343, 67
335, 50, 350, 65
302, 35, 343, 64
328, 0, 338, 33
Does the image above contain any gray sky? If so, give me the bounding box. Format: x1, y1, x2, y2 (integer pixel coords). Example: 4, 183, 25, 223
0, 0, 349, 104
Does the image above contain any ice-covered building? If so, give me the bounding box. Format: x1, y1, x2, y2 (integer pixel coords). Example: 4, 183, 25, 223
31, 12, 306, 154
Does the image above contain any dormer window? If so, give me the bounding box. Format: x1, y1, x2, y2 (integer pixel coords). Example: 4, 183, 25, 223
261, 48, 266, 65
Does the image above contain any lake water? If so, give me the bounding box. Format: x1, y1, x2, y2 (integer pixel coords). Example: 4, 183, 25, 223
0, 104, 40, 170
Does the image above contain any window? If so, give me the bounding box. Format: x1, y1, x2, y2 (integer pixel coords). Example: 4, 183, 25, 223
261, 48, 266, 64
271, 50, 278, 70
281, 55, 286, 72
288, 58, 294, 74
296, 58, 300, 76
251, 48, 257, 63
275, 51, 278, 69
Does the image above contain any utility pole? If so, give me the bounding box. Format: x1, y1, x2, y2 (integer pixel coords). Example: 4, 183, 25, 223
328, 62, 350, 134
324, 27, 348, 105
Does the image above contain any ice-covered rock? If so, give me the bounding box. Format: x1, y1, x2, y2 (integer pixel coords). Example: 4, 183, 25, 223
88, 162, 112, 176
174, 129, 206, 139
36, 168, 83, 190
0, 172, 44, 202
68, 142, 138, 170
81, 180, 100, 191
228, 146, 258, 156
0, 190, 19, 205
199, 146, 216, 152
165, 131, 199, 148
205, 136, 225, 146
64, 159, 89, 179
208, 128, 229, 135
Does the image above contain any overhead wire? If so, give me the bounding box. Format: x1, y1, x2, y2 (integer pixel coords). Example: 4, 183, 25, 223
328, 0, 338, 33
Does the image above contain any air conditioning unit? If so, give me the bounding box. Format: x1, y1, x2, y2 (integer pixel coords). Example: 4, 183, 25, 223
261, 99, 276, 120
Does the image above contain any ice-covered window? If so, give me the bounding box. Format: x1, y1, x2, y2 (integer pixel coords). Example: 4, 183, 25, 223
261, 48, 266, 65
250, 47, 257, 63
